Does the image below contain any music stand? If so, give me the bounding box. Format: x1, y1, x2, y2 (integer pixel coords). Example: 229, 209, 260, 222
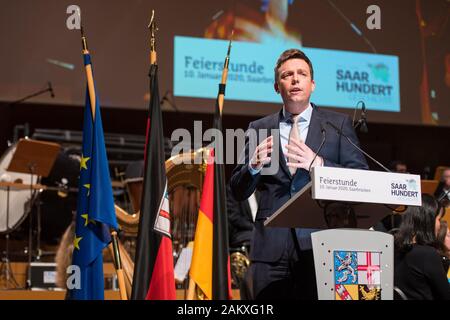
5, 138, 60, 288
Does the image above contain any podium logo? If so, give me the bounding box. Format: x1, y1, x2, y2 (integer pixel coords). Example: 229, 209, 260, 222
390, 179, 419, 199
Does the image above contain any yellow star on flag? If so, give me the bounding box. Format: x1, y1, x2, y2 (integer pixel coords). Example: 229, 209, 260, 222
81, 214, 89, 227
80, 155, 90, 170
81, 214, 96, 227
83, 184, 90, 196
74, 236, 82, 250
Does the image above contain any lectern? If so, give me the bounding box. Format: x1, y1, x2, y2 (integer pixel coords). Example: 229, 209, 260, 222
264, 167, 422, 300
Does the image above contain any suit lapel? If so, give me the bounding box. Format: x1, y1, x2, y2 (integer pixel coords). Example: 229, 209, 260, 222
305, 104, 324, 153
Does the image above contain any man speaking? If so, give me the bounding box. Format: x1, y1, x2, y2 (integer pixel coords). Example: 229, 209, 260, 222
230, 49, 368, 300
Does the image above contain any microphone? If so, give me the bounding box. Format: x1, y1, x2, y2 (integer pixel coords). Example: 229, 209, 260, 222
358, 102, 368, 133
325, 121, 391, 172
48, 82, 55, 98
160, 90, 179, 112
353, 101, 368, 133
308, 123, 327, 174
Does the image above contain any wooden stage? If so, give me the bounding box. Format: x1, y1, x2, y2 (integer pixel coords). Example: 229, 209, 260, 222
0, 289, 240, 300
0, 262, 240, 300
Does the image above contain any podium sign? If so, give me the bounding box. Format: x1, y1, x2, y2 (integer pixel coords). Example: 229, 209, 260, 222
311, 167, 422, 207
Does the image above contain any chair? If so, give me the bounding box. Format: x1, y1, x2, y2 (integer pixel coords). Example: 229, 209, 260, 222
421, 180, 439, 195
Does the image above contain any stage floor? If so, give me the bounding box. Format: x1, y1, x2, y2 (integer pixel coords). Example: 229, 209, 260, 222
0, 262, 241, 300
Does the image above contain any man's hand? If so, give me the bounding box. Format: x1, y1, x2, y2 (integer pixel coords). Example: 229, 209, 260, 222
285, 138, 323, 171
249, 136, 273, 171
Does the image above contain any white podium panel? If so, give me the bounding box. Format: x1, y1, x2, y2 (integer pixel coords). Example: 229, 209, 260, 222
311, 166, 421, 206
311, 229, 394, 300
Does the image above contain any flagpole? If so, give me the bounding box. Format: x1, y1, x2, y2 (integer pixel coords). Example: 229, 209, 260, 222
212, 31, 233, 300
217, 31, 233, 116
78, 12, 127, 300
187, 278, 197, 300
187, 32, 234, 300
130, 10, 177, 300
79, 20, 96, 120
110, 231, 128, 300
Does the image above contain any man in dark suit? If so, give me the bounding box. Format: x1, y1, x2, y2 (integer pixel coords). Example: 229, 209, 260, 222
230, 49, 368, 300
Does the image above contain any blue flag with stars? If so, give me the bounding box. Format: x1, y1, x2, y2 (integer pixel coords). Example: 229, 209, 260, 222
68, 53, 118, 300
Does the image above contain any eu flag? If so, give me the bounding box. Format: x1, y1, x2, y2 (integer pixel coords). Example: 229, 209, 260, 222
68, 53, 118, 300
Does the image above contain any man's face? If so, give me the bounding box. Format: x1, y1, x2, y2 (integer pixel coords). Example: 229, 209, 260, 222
274, 58, 315, 107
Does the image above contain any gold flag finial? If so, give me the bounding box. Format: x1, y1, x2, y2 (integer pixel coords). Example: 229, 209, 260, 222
224, 30, 234, 70
148, 10, 158, 51
78, 8, 88, 52
148, 10, 158, 64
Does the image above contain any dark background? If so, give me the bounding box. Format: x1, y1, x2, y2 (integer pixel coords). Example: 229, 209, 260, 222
1, 0, 449, 125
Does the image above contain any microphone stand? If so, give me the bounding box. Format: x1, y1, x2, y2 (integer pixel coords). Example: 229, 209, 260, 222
8, 83, 54, 107
326, 121, 390, 172
308, 124, 327, 174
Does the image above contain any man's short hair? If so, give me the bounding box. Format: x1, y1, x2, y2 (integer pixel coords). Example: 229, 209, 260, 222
274, 49, 314, 81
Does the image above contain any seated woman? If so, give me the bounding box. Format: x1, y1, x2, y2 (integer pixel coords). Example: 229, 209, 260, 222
394, 194, 450, 300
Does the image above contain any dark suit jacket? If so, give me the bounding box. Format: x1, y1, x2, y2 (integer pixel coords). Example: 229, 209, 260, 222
230, 104, 369, 263
227, 183, 257, 249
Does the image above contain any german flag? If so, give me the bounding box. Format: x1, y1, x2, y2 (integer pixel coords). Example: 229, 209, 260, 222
189, 35, 232, 300
189, 100, 232, 300
189, 152, 214, 299
189, 149, 232, 300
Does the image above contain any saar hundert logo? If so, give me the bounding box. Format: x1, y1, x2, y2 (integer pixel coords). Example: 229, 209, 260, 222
369, 63, 389, 83
390, 179, 419, 199
336, 64, 393, 97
